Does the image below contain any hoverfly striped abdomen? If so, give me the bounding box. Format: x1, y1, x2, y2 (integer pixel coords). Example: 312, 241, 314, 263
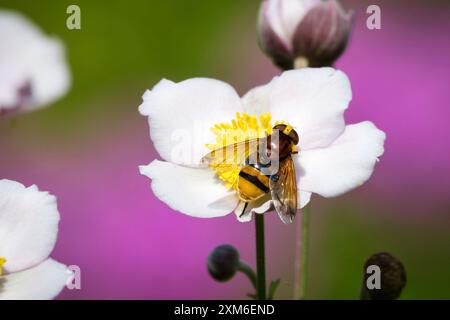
237, 160, 271, 202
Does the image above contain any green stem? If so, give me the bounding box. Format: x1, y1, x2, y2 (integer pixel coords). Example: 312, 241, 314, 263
295, 204, 311, 300
237, 261, 257, 290
255, 214, 266, 300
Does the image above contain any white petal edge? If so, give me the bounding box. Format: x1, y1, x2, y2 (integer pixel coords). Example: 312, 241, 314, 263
139, 160, 239, 218
297, 121, 386, 197
299, 190, 312, 209
0, 179, 59, 273
0, 258, 72, 300
243, 68, 352, 150
0, 10, 70, 112
139, 78, 243, 167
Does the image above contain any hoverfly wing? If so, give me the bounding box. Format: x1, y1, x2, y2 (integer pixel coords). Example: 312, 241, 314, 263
201, 138, 264, 167
270, 157, 298, 224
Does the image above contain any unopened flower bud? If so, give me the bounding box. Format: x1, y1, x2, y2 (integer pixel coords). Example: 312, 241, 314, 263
361, 252, 407, 300
258, 0, 352, 69
207, 244, 240, 282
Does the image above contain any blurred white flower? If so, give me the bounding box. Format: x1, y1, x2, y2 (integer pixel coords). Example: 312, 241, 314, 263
0, 179, 72, 300
258, 0, 352, 69
0, 10, 70, 117
139, 68, 385, 222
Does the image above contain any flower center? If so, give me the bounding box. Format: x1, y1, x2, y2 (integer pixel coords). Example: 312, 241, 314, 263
0, 257, 6, 276
206, 112, 290, 190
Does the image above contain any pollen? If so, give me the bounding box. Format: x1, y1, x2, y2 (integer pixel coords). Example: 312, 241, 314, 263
0, 257, 6, 276
206, 112, 281, 189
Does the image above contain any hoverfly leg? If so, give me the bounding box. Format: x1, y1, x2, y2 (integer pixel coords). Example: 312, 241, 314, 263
239, 202, 249, 218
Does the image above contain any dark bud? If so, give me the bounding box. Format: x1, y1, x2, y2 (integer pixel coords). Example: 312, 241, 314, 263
292, 0, 353, 68
207, 244, 240, 282
361, 252, 407, 300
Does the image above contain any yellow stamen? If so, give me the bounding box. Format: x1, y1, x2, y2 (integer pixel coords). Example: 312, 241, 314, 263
0, 257, 6, 276
206, 112, 293, 189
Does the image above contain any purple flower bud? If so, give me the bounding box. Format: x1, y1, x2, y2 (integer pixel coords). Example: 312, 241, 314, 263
207, 244, 240, 282
258, 0, 352, 69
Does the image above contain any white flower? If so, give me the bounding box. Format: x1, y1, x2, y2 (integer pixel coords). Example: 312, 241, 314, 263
0, 10, 70, 117
0, 179, 72, 300
139, 68, 385, 222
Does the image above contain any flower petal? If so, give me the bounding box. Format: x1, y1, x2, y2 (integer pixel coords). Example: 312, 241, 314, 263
139, 78, 243, 166
253, 200, 273, 214
243, 68, 352, 150
241, 83, 272, 116
297, 122, 386, 197
0, 179, 60, 273
139, 160, 239, 218
299, 190, 312, 208
0, 180, 59, 273
234, 202, 254, 222
0, 258, 72, 300
0, 10, 70, 116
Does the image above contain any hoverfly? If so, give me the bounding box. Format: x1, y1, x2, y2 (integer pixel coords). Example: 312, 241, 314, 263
202, 124, 299, 224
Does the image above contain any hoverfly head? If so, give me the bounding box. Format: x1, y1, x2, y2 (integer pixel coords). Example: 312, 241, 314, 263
273, 124, 299, 145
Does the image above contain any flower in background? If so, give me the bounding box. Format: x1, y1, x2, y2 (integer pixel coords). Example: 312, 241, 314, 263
0, 10, 70, 118
139, 68, 385, 222
0, 179, 72, 300
258, 0, 352, 69
207, 244, 240, 282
